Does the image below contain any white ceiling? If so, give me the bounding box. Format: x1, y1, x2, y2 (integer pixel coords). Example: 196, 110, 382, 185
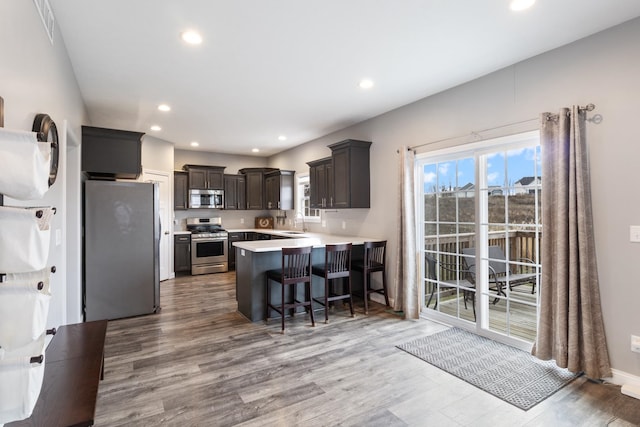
50, 0, 640, 157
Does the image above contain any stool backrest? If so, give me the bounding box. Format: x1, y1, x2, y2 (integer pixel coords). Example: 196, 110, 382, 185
325, 243, 352, 275
281, 246, 313, 283
364, 240, 386, 269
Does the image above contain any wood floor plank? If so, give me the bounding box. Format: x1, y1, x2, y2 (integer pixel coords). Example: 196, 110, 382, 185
92, 271, 640, 426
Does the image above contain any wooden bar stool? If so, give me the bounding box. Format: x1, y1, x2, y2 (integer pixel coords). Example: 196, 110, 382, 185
265, 246, 315, 333
352, 240, 389, 314
311, 243, 355, 323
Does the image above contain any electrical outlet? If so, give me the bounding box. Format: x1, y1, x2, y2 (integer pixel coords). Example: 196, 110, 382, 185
240, 218, 244, 224
631, 335, 640, 353
342, 221, 346, 230
322, 220, 326, 227
630, 226, 640, 242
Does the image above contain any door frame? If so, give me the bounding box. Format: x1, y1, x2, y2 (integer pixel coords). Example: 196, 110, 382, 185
416, 131, 541, 352
142, 169, 172, 281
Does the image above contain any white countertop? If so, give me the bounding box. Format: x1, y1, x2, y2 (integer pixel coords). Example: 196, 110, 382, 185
227, 228, 307, 236
232, 230, 379, 252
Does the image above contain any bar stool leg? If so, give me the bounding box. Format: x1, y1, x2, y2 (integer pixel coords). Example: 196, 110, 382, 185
307, 280, 315, 327
265, 277, 270, 325
280, 279, 286, 333
324, 276, 330, 323
347, 276, 355, 317
291, 282, 297, 318
363, 271, 370, 315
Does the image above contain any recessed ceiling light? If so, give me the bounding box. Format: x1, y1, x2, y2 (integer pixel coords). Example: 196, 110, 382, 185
181, 30, 203, 45
252, 148, 260, 153
509, 0, 535, 11
158, 104, 171, 112
278, 135, 287, 141
190, 141, 199, 147
359, 79, 374, 89
150, 125, 161, 131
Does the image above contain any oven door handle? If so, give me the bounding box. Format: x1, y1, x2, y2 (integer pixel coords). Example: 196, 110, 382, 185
192, 238, 228, 243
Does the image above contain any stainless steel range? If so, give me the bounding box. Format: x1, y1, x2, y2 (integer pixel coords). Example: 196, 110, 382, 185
187, 217, 228, 274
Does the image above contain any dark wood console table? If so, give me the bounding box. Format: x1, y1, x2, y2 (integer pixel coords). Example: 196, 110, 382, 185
7, 320, 108, 427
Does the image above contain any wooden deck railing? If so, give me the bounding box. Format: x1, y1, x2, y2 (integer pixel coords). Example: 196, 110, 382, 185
424, 230, 540, 281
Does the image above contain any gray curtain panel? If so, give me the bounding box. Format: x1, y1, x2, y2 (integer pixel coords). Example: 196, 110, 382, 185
394, 147, 419, 319
533, 106, 612, 379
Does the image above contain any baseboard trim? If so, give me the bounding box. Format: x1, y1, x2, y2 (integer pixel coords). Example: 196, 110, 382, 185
609, 368, 640, 389
370, 293, 396, 309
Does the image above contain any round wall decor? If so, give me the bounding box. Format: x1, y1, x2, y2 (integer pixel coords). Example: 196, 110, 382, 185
32, 113, 59, 186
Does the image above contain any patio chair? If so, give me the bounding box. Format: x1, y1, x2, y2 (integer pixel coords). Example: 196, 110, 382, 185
461, 246, 538, 303
425, 254, 476, 320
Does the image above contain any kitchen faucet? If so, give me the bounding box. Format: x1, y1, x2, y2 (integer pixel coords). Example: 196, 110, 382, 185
294, 211, 307, 232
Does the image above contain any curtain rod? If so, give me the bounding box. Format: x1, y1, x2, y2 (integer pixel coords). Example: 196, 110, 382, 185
407, 103, 596, 152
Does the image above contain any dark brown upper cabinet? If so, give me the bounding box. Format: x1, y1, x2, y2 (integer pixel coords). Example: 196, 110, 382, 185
174, 171, 188, 210
307, 157, 333, 209
81, 126, 144, 179
308, 139, 371, 209
183, 165, 225, 190
265, 170, 295, 210
239, 167, 278, 210
224, 174, 246, 210
329, 139, 371, 208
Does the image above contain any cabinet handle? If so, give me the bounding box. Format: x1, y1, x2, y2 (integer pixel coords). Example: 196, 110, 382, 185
278, 201, 280, 209
330, 197, 333, 207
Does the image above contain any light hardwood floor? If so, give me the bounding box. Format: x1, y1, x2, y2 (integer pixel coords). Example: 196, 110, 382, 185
94, 272, 640, 426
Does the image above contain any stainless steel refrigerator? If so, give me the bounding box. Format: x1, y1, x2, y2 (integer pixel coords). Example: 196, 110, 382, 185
83, 180, 160, 321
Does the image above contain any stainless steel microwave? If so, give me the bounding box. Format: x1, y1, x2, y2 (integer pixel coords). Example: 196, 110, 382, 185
189, 189, 224, 209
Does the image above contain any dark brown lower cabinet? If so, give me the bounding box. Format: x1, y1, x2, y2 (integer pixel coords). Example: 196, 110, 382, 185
174, 234, 191, 273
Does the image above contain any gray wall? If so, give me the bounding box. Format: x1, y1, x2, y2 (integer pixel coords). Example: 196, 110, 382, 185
175, 148, 268, 174
0, 1, 88, 327
269, 18, 640, 379
142, 135, 175, 173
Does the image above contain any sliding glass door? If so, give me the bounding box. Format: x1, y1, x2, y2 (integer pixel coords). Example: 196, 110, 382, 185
419, 131, 541, 348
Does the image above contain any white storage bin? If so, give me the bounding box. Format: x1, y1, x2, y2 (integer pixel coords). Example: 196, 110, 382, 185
0, 334, 45, 425
0, 128, 51, 201
0, 206, 54, 273
0, 269, 51, 351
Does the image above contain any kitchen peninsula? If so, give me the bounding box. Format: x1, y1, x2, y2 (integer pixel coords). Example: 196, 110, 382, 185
233, 232, 380, 322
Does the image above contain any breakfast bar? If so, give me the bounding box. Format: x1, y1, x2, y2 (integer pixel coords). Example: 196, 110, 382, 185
233, 232, 378, 322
